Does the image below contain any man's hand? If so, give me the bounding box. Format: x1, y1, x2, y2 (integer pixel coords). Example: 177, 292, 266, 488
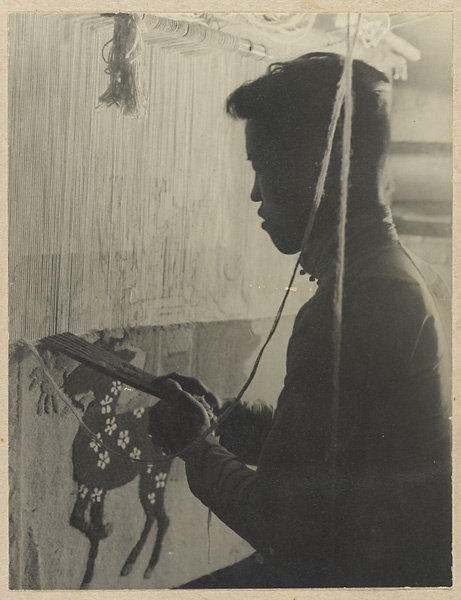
148, 379, 212, 455
154, 373, 224, 413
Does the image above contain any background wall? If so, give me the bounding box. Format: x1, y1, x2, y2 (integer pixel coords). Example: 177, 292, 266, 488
389, 13, 452, 288
8, 13, 452, 590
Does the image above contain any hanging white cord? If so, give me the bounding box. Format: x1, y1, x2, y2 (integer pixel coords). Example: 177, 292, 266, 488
329, 13, 361, 560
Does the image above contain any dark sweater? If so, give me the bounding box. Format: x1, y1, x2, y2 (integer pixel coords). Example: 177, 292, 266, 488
184, 206, 452, 587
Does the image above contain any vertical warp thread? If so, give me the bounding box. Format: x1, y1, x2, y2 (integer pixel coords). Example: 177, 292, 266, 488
329, 14, 362, 561
9, 15, 286, 342
207, 507, 212, 564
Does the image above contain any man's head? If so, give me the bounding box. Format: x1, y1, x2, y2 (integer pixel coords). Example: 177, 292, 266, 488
226, 52, 391, 254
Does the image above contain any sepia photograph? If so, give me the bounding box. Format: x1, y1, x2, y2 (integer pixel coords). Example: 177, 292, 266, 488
7, 9, 453, 591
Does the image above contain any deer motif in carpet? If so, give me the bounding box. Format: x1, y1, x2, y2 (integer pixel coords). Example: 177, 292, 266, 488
61, 341, 173, 589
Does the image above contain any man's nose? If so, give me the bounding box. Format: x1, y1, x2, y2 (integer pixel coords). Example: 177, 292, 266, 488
251, 177, 262, 203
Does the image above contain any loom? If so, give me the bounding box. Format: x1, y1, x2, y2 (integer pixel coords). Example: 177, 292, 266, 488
21, 14, 363, 469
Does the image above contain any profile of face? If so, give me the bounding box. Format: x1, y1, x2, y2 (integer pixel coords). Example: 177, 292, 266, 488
245, 119, 315, 255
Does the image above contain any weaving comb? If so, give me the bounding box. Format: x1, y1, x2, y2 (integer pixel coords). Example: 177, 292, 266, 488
43, 332, 167, 398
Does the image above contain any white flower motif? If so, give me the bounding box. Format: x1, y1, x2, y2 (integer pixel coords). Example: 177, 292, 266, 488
117, 430, 130, 449
97, 450, 110, 470
111, 381, 122, 396
148, 492, 156, 505
91, 488, 103, 503
104, 416, 117, 436
133, 407, 145, 418
129, 447, 141, 460
100, 395, 113, 414
78, 484, 88, 499
89, 433, 102, 453
155, 472, 167, 488
147, 464, 153, 474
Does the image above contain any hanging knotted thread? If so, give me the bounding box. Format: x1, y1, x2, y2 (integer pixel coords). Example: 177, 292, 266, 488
98, 13, 148, 117
329, 14, 362, 563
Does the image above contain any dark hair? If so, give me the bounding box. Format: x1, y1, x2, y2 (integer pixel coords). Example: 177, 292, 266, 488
226, 52, 391, 172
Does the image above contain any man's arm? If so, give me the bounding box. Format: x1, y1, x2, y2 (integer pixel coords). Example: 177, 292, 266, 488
182, 299, 339, 565
150, 280, 415, 568
148, 300, 335, 561
184, 437, 270, 553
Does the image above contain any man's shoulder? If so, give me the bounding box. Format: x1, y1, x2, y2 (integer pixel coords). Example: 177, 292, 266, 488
294, 242, 446, 339
347, 242, 444, 313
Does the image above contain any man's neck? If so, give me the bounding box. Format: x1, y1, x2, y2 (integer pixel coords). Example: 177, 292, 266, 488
299, 201, 398, 282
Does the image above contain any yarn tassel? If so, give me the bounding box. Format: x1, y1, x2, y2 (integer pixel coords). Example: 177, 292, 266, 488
98, 14, 148, 117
